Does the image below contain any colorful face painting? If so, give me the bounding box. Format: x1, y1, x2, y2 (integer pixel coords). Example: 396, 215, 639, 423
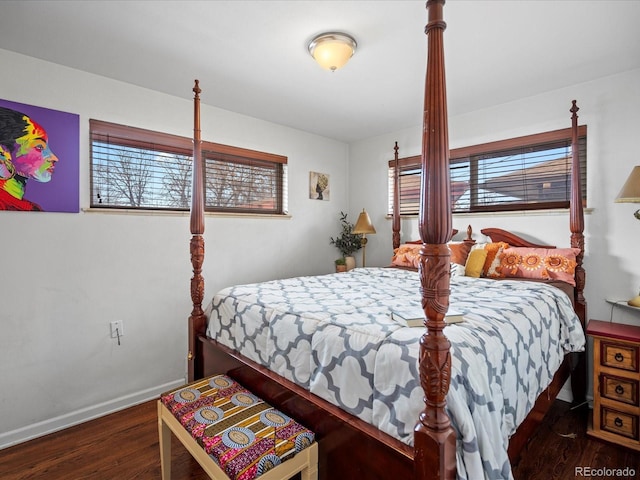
0, 99, 79, 212
13, 117, 59, 182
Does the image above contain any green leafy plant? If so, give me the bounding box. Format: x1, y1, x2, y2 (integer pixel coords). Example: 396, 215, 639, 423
330, 211, 362, 258
334, 258, 346, 266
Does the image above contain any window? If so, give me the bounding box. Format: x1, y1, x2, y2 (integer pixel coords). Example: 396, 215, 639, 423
90, 120, 288, 214
388, 126, 586, 215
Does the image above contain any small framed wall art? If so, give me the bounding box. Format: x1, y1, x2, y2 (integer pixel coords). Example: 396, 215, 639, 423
309, 171, 330, 201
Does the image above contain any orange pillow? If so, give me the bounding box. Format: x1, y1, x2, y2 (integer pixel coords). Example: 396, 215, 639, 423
497, 247, 580, 286
483, 242, 509, 278
449, 242, 473, 266
391, 242, 473, 269
391, 244, 421, 268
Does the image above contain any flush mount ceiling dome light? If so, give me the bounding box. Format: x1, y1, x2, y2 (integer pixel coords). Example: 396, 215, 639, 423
308, 32, 357, 72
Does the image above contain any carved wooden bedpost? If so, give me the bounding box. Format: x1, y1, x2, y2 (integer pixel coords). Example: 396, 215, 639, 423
569, 100, 587, 403
570, 100, 586, 323
392, 141, 401, 250
414, 1, 456, 479
188, 80, 206, 382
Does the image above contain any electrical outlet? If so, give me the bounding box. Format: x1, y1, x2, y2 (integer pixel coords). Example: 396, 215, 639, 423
110, 320, 124, 338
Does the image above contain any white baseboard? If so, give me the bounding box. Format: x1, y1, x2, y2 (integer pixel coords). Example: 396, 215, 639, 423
557, 383, 573, 403
0, 378, 185, 451
0, 376, 585, 451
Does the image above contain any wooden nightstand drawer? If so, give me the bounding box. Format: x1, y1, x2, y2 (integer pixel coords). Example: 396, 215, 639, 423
600, 406, 639, 440
601, 341, 638, 372
600, 374, 639, 406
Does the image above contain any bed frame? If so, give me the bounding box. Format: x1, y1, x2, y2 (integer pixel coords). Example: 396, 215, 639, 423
185, 1, 586, 478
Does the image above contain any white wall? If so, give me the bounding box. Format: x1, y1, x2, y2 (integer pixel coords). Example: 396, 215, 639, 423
0, 49, 350, 448
350, 67, 640, 328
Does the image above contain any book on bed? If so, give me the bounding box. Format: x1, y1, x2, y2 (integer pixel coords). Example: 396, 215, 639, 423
391, 306, 465, 326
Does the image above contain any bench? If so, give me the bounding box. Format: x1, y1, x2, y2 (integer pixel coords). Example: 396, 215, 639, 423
158, 374, 318, 480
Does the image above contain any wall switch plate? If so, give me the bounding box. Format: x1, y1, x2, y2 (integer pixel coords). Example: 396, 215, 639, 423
110, 320, 124, 338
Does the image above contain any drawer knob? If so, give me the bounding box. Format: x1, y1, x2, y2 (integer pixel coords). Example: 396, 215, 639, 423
615, 384, 624, 395
614, 352, 624, 362
614, 417, 624, 428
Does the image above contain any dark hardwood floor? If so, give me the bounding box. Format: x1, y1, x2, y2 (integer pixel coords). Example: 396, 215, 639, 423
0, 399, 637, 479
512, 401, 639, 480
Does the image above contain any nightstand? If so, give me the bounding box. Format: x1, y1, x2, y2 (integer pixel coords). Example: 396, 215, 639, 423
586, 320, 640, 451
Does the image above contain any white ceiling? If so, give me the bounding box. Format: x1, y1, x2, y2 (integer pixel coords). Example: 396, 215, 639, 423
1, 0, 639, 143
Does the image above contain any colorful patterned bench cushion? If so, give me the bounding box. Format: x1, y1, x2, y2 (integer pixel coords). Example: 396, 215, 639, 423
161, 374, 315, 480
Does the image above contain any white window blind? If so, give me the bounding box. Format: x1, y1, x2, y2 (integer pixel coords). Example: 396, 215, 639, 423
90, 120, 288, 214
388, 126, 587, 215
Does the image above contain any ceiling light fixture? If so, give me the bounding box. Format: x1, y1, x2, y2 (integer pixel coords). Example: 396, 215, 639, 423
308, 32, 357, 72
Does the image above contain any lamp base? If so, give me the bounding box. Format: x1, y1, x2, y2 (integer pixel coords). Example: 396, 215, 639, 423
628, 295, 640, 308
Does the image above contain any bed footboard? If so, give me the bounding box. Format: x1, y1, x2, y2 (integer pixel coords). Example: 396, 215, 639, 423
197, 335, 414, 480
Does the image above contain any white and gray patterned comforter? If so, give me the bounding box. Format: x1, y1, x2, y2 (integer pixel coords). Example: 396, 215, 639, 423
205, 267, 585, 479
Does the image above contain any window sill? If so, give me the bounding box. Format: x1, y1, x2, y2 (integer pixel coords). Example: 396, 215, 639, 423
82, 207, 292, 219
386, 208, 593, 219
452, 208, 593, 218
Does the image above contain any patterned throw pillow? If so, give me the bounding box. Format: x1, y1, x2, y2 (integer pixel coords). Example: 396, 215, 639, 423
497, 247, 580, 286
391, 243, 470, 276
391, 244, 421, 268
483, 242, 509, 278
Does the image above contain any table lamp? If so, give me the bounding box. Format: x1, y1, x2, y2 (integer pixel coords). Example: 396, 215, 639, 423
615, 165, 640, 220
352, 208, 376, 267
615, 166, 640, 306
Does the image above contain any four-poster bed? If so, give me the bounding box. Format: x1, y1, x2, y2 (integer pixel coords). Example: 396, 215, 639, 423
185, 1, 587, 478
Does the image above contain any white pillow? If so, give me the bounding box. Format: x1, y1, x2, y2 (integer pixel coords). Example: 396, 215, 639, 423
450, 262, 466, 278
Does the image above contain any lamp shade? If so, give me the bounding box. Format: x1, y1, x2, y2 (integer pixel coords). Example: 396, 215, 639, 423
615, 166, 640, 202
308, 32, 357, 71
352, 209, 376, 235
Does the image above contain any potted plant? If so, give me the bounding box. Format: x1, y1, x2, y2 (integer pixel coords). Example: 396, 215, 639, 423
330, 211, 362, 271
334, 257, 347, 273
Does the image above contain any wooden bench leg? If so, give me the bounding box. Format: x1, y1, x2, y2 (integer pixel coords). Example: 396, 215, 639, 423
159, 401, 228, 479
158, 401, 172, 480
301, 442, 319, 480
